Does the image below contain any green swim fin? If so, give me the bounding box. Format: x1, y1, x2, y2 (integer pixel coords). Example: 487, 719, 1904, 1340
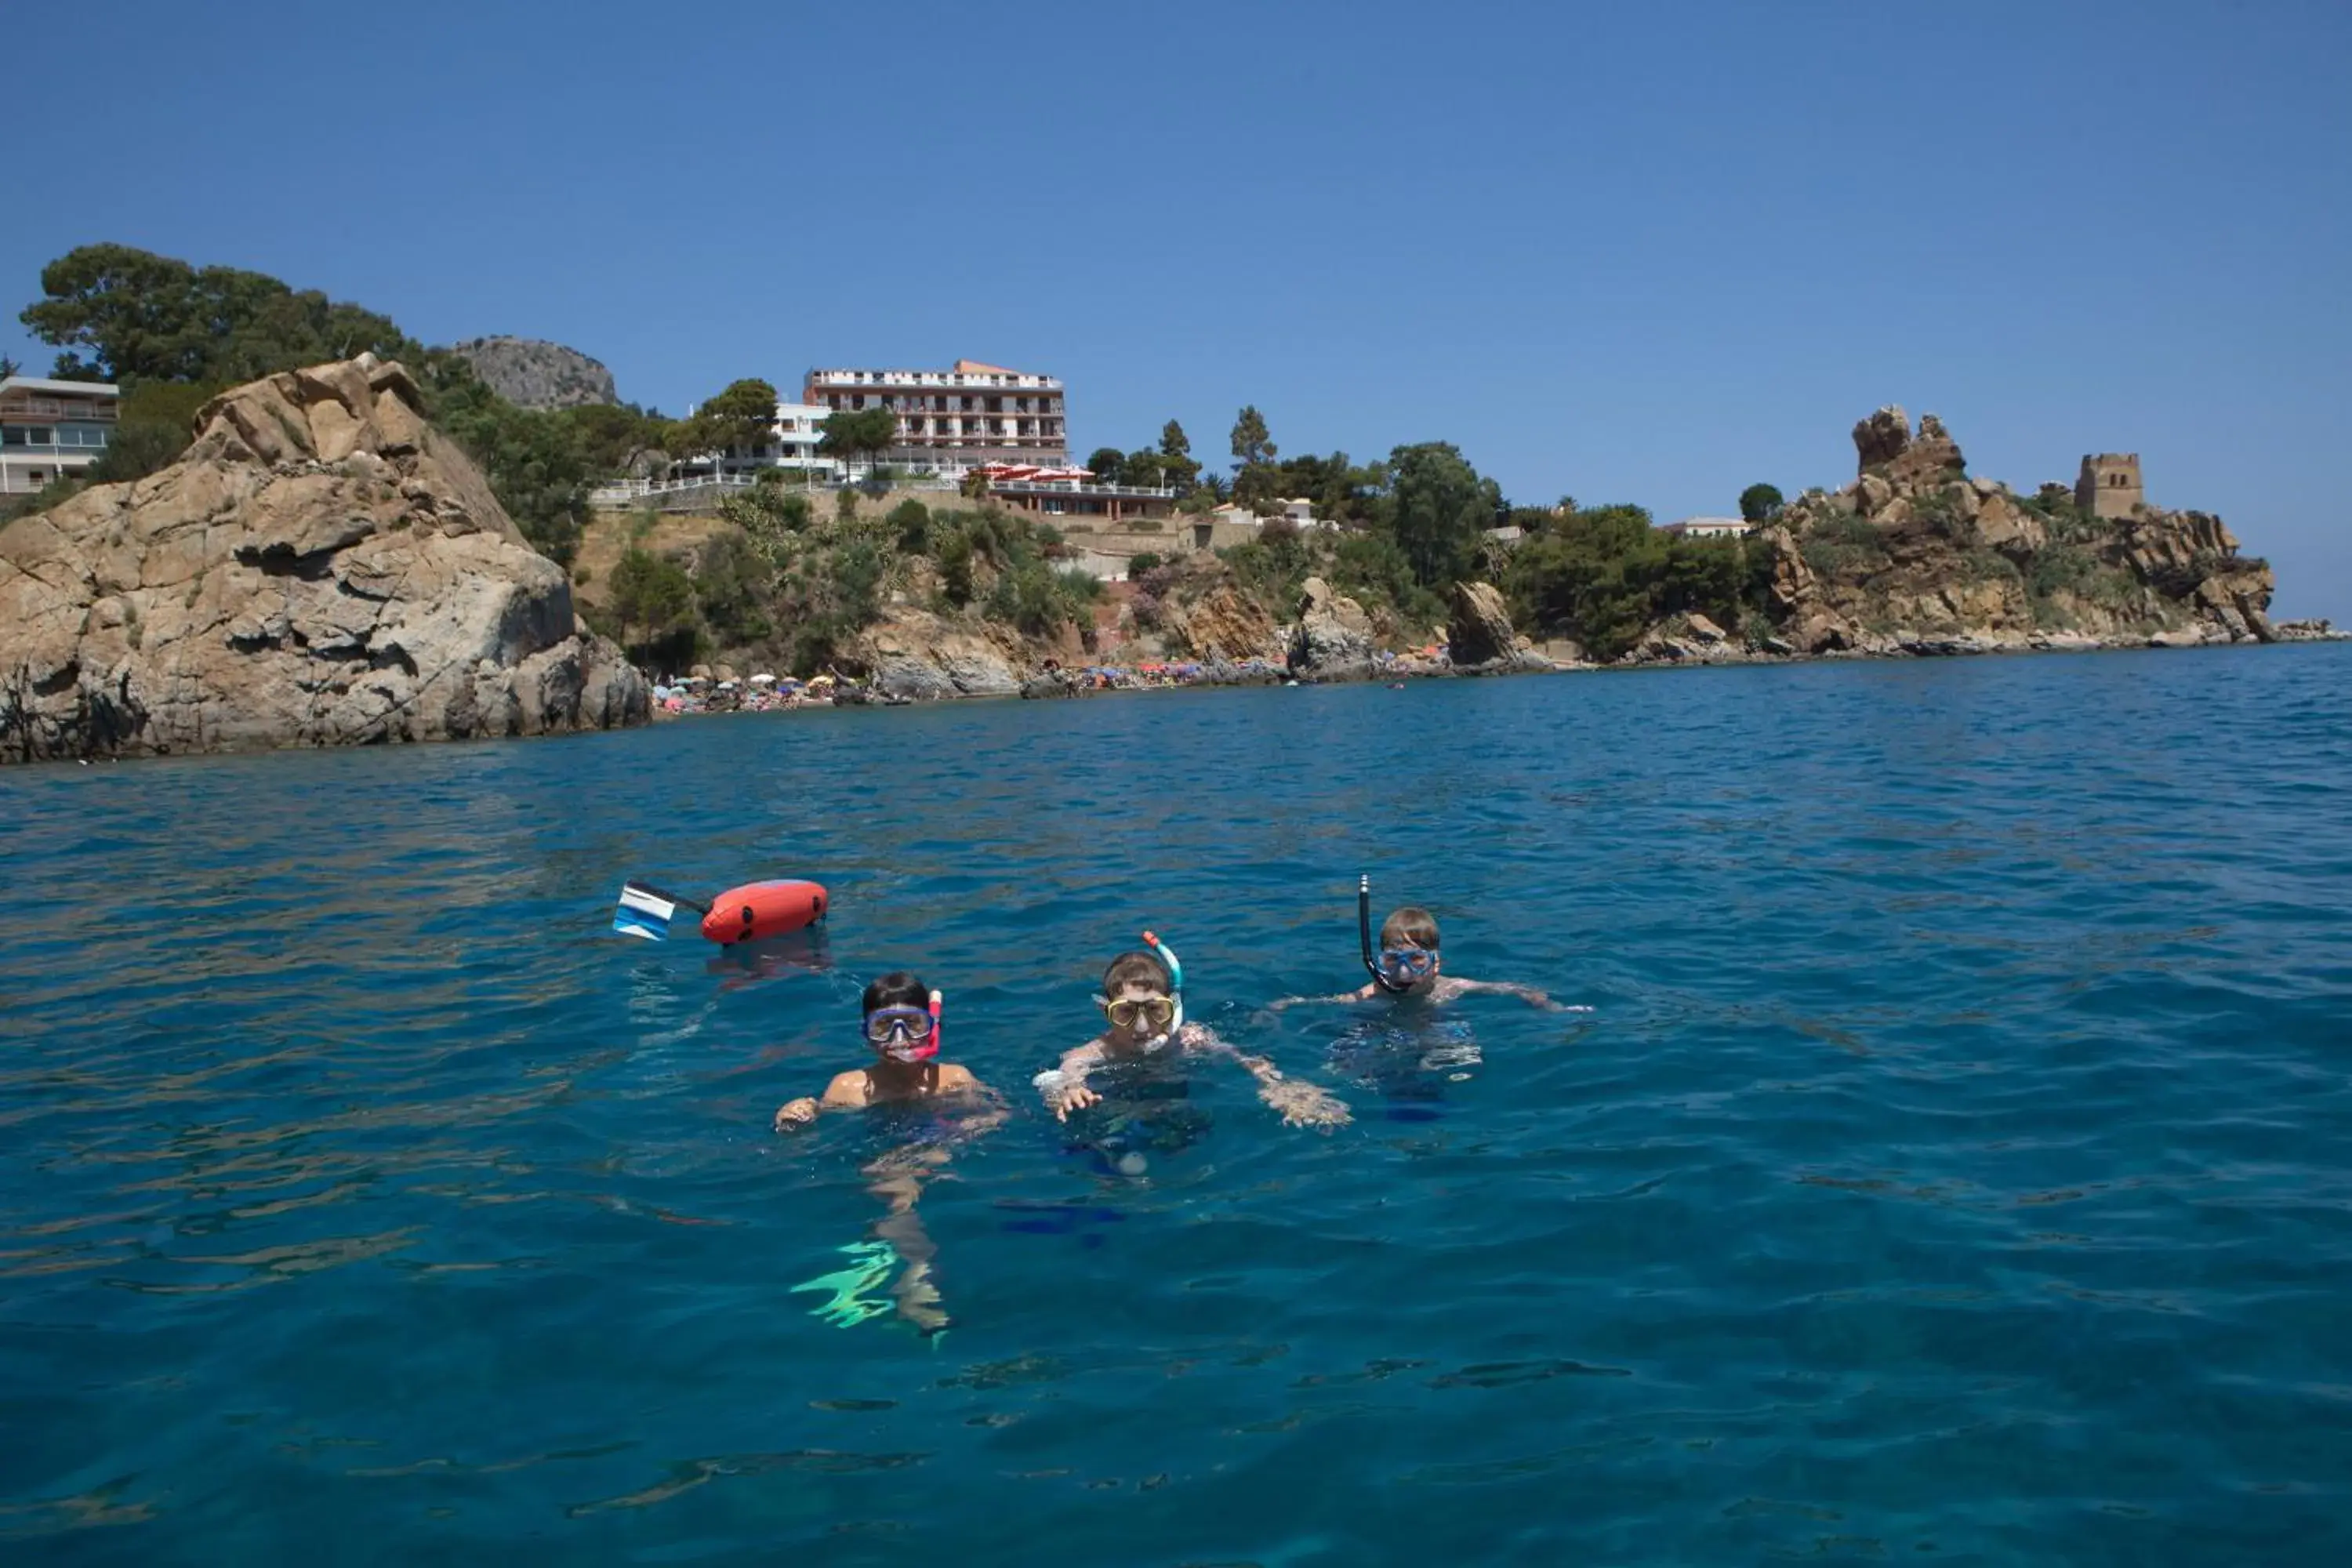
789, 1240, 898, 1327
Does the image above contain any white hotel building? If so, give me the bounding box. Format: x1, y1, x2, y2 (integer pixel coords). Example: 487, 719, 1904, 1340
804, 359, 1067, 473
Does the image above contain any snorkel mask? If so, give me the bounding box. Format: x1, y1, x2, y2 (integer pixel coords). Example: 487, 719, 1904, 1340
865, 990, 943, 1063
1359, 875, 1419, 994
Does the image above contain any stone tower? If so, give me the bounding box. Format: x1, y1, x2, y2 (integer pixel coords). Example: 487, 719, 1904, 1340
2076, 452, 2144, 519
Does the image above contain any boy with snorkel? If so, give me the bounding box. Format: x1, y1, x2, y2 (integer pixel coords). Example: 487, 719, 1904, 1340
1037, 933, 1352, 1136
1271, 877, 1563, 1010
775, 972, 999, 1336
773, 972, 984, 1125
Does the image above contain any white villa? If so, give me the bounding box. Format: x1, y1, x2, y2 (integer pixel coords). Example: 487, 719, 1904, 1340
0, 375, 118, 495
1660, 517, 1754, 540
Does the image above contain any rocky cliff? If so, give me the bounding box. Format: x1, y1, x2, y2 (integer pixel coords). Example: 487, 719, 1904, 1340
1757, 407, 2275, 658
857, 608, 1028, 700
0, 355, 648, 762
445, 336, 619, 410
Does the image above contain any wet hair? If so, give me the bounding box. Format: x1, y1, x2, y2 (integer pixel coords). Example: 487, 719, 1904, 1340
862, 971, 930, 1012
1101, 950, 1172, 997
1380, 907, 1440, 950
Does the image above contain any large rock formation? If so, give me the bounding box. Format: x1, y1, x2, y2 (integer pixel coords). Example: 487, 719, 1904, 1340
1158, 579, 1281, 663
1446, 580, 1519, 666
1287, 576, 1376, 681
0, 356, 648, 762
1762, 408, 2275, 656
1853, 405, 1966, 491
856, 608, 1024, 700
445, 336, 619, 410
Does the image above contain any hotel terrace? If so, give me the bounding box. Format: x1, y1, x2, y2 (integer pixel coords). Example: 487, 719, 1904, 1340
804, 359, 1067, 473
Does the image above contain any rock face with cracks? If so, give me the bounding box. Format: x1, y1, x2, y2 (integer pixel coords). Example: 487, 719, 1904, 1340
0, 355, 648, 762
1446, 580, 1521, 666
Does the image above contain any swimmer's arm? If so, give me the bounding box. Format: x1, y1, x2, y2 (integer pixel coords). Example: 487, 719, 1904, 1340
1182, 1025, 1283, 1083
1448, 978, 1576, 1011
1189, 1029, 1355, 1128
1267, 984, 1377, 1011
1036, 1043, 1105, 1121
774, 1070, 870, 1131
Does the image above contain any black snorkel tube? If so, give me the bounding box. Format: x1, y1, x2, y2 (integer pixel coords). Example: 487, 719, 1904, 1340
1359, 873, 1415, 993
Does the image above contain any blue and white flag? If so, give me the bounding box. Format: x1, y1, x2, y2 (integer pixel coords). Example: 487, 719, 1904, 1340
613, 881, 679, 941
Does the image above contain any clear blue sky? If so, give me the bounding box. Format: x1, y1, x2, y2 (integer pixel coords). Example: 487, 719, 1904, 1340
9, 0, 2348, 615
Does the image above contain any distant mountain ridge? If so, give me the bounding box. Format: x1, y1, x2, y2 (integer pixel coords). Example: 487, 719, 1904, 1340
445, 336, 618, 410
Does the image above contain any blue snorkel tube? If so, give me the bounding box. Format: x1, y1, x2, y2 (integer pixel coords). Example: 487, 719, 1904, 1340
1360, 874, 1414, 993
1142, 929, 1185, 1036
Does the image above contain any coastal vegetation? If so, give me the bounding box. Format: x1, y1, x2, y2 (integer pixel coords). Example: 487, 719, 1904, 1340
587, 475, 1104, 675
9, 243, 673, 565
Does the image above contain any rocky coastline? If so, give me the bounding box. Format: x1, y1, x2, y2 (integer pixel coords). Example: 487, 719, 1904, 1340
648, 597, 2347, 720
3, 360, 2339, 760
720, 403, 2321, 702
0, 356, 647, 763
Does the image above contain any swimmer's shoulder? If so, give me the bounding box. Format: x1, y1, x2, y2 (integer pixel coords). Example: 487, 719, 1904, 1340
935, 1062, 982, 1093
821, 1069, 873, 1107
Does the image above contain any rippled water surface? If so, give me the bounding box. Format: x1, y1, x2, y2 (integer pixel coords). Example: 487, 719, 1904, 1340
5, 645, 2352, 1565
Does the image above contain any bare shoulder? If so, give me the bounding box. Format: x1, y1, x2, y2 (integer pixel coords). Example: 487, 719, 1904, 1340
937, 1062, 983, 1093
1441, 976, 1555, 1007
821, 1069, 872, 1107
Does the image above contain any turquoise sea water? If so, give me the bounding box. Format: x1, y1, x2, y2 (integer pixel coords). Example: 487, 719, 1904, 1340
5, 645, 2351, 1565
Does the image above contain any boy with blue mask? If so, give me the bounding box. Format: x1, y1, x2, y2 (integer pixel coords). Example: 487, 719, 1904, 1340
1273, 905, 1561, 1011
774, 971, 996, 1336
1036, 939, 1351, 1131
774, 971, 986, 1128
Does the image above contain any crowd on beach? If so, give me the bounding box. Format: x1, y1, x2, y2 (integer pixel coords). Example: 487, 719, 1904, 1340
647, 646, 1459, 717
647, 673, 837, 715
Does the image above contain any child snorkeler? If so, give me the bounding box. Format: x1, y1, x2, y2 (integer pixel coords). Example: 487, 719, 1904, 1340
774, 972, 998, 1336
773, 971, 985, 1127
1036, 935, 1352, 1131
1270, 882, 1563, 1011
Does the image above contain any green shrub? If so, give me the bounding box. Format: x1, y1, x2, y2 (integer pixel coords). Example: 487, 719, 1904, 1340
691, 529, 773, 646
887, 498, 931, 554
1800, 511, 1889, 579
607, 546, 697, 658
1963, 548, 2021, 583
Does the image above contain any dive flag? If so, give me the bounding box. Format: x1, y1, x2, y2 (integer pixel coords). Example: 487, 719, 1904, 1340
613, 881, 680, 941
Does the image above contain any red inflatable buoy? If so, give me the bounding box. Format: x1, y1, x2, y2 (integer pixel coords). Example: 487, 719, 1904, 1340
700, 880, 829, 945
